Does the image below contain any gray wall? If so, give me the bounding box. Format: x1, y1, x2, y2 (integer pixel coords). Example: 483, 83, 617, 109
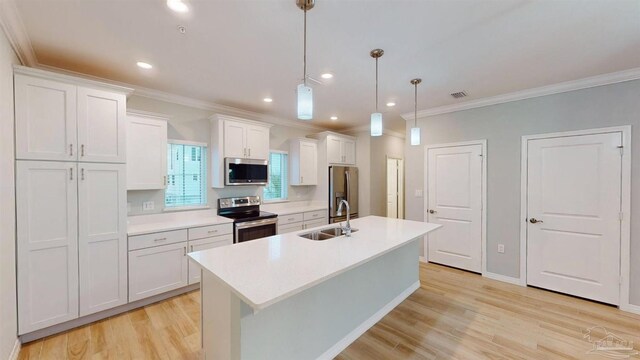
370, 134, 405, 216
0, 30, 20, 359
405, 79, 640, 306
126, 96, 317, 215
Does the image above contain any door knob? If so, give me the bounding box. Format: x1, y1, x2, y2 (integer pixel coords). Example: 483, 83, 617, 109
529, 218, 543, 224
429, 209, 437, 214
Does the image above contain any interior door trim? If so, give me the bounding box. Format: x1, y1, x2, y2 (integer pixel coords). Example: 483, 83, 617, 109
519, 125, 632, 312
423, 139, 487, 275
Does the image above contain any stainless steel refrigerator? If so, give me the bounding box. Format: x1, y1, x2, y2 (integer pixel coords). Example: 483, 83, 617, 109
329, 166, 358, 223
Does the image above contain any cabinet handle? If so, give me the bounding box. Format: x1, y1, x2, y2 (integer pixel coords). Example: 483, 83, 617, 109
81, 168, 85, 180
288, 218, 295, 221
154, 237, 167, 242
81, 144, 85, 157
248, 148, 251, 157
207, 230, 218, 234
69, 144, 73, 156
183, 246, 187, 256
243, 148, 246, 157
190, 245, 194, 252
70, 167, 73, 180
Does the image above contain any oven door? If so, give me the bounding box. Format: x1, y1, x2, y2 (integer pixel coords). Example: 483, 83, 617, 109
234, 218, 278, 243
225, 158, 269, 186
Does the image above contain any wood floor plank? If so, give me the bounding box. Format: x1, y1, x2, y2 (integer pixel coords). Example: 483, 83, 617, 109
18, 264, 640, 359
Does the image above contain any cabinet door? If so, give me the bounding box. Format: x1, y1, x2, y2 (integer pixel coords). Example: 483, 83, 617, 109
246, 124, 270, 160
224, 120, 247, 158
126, 115, 167, 190
299, 141, 317, 185
77, 87, 126, 163
128, 242, 188, 302
327, 136, 343, 164
342, 139, 356, 165
15, 74, 77, 161
278, 222, 304, 235
78, 163, 127, 316
17, 161, 78, 334
188, 235, 233, 285
304, 218, 328, 230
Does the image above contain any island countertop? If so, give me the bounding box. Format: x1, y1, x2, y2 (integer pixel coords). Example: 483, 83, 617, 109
189, 216, 440, 311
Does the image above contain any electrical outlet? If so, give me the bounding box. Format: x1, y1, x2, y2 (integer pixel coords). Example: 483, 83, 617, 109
143, 201, 155, 211
414, 189, 423, 197
497, 244, 505, 254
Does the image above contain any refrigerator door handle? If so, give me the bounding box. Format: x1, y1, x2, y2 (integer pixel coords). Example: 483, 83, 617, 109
345, 170, 350, 206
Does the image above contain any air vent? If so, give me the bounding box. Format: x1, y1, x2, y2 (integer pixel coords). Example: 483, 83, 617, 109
450, 91, 468, 99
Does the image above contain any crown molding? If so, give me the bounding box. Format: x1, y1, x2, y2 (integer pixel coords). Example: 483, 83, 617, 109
402, 67, 640, 120
15, 65, 133, 94
340, 124, 406, 139
0, 0, 36, 66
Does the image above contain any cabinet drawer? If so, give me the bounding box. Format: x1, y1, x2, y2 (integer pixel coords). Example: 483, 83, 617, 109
128, 242, 188, 302
304, 218, 328, 230
188, 223, 232, 240
278, 212, 303, 226
128, 229, 187, 251
278, 222, 304, 235
304, 210, 326, 222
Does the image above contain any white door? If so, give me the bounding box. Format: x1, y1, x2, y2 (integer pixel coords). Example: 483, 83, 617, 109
526, 132, 622, 304
224, 120, 247, 158
246, 125, 270, 160
427, 144, 483, 272
327, 136, 343, 164
342, 139, 356, 165
126, 115, 167, 190
77, 87, 126, 163
17, 161, 78, 334
387, 158, 399, 218
128, 242, 188, 302
14, 74, 77, 161
78, 163, 127, 316
188, 235, 233, 285
299, 141, 317, 185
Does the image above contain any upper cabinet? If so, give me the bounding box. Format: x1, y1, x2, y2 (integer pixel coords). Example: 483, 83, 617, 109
210, 114, 272, 188
290, 138, 318, 186
126, 113, 168, 190
326, 134, 356, 165
14, 66, 131, 163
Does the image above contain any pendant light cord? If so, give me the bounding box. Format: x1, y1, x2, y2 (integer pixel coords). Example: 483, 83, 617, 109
375, 57, 379, 112
414, 82, 418, 127
303, 7, 307, 86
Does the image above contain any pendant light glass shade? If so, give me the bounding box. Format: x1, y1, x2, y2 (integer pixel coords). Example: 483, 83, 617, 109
297, 84, 313, 120
371, 112, 383, 136
410, 127, 421, 145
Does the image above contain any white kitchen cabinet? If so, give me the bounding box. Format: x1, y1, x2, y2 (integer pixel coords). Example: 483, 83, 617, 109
77, 87, 126, 163
126, 113, 167, 190
188, 235, 233, 285
342, 139, 356, 164
290, 138, 318, 186
78, 163, 127, 316
16, 161, 79, 334
246, 124, 270, 160
326, 135, 356, 165
14, 74, 77, 161
128, 241, 189, 302
276, 209, 328, 235
278, 222, 305, 235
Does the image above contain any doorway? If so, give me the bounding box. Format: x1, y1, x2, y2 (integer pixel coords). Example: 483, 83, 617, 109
521, 127, 631, 306
424, 140, 486, 273
386, 157, 404, 219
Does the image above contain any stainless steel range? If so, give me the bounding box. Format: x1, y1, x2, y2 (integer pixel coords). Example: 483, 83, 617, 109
217, 196, 278, 243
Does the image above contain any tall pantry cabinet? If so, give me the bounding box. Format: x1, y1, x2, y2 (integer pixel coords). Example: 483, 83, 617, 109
14, 66, 131, 334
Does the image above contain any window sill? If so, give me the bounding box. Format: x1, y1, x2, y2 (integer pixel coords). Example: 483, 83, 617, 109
163, 205, 211, 213
262, 199, 289, 204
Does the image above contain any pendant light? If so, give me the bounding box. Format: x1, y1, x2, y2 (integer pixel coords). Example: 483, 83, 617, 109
410, 78, 422, 146
296, 0, 314, 120
370, 49, 384, 136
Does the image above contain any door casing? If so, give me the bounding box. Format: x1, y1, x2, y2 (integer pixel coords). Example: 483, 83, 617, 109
423, 140, 487, 275
520, 126, 632, 312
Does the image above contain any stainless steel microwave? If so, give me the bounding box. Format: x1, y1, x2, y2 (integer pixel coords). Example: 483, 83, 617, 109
225, 158, 269, 186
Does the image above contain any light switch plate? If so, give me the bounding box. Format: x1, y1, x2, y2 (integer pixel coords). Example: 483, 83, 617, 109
414, 189, 423, 197
143, 201, 155, 211
497, 244, 505, 253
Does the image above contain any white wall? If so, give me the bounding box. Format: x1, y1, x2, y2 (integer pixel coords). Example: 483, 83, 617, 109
0, 30, 20, 360
369, 134, 404, 217
126, 96, 317, 215
405, 80, 640, 306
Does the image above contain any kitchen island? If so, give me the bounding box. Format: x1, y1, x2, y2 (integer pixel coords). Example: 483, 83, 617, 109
188, 216, 440, 360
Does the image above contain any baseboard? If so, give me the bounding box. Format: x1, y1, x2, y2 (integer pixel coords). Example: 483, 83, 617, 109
483, 272, 524, 286
317, 281, 420, 360
419, 256, 427, 263
19, 284, 199, 343
8, 338, 20, 360
620, 303, 640, 315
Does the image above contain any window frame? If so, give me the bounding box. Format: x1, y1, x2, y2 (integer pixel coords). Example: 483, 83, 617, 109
262, 150, 289, 203
164, 139, 209, 211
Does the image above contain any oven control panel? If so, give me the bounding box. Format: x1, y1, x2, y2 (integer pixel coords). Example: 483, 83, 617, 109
219, 196, 261, 209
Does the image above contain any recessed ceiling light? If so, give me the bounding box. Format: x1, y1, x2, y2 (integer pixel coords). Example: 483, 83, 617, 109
136, 61, 153, 69
167, 0, 189, 13
263, 98, 273, 103
386, 102, 396, 107
330, 116, 338, 121
321, 73, 334, 79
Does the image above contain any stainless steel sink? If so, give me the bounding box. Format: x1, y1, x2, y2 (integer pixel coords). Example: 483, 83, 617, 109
299, 226, 359, 241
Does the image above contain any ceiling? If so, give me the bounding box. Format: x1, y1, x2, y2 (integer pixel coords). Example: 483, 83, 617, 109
13, 0, 640, 132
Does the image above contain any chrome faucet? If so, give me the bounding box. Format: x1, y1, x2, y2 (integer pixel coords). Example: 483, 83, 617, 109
336, 199, 352, 237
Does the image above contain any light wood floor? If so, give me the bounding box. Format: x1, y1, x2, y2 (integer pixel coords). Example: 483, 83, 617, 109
19, 263, 640, 359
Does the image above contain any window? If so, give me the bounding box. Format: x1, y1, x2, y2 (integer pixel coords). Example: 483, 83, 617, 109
165, 141, 207, 208
263, 151, 288, 201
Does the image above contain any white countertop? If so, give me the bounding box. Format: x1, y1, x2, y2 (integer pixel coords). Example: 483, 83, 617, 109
189, 216, 440, 310
261, 202, 327, 216
127, 209, 233, 236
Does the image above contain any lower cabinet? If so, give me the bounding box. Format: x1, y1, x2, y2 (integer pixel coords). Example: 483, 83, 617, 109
188, 234, 233, 285
128, 242, 189, 302
277, 209, 328, 234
